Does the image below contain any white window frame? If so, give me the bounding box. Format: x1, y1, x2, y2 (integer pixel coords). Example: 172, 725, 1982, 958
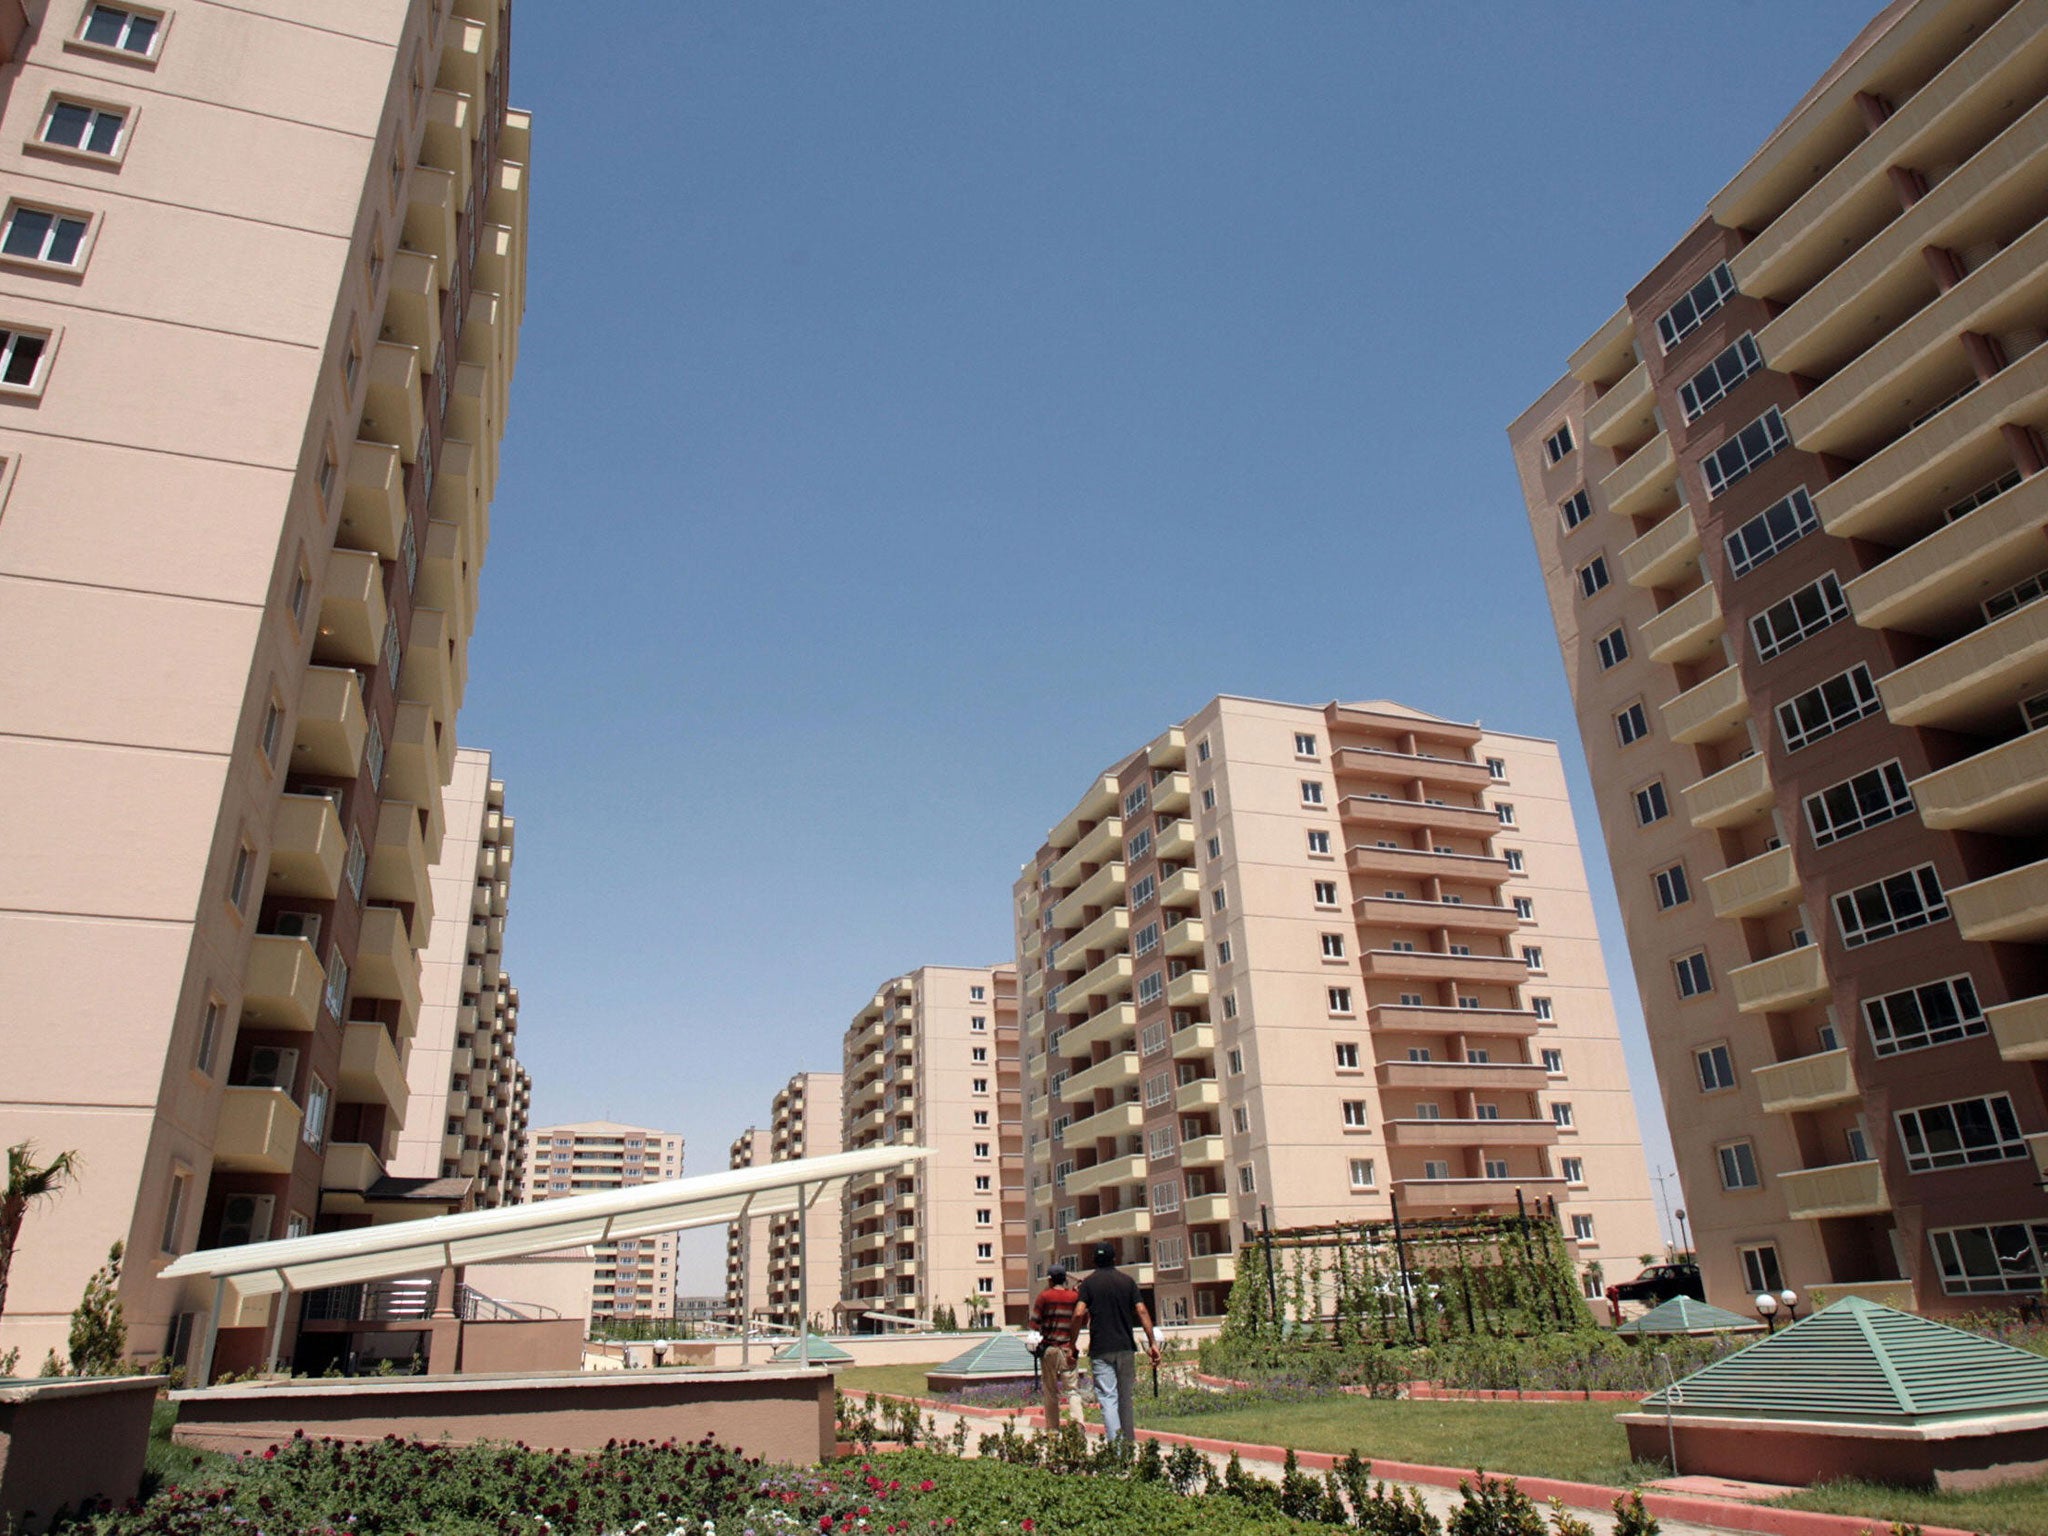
1577, 555, 1610, 599
1805, 760, 1913, 848
1834, 864, 1948, 949
1778, 664, 1881, 753
1653, 863, 1689, 909
1897, 1094, 2025, 1173
35, 96, 131, 162
1716, 1140, 1759, 1190
1752, 572, 1849, 663
1864, 974, 1985, 1058
1596, 628, 1629, 669
1674, 951, 1711, 999
1678, 333, 1763, 421
0, 200, 96, 271
1616, 703, 1649, 747
72, 3, 167, 61
1656, 262, 1735, 353
1725, 487, 1818, 579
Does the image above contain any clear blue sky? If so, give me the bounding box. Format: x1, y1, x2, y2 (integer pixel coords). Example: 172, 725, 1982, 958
467, 3, 1879, 1291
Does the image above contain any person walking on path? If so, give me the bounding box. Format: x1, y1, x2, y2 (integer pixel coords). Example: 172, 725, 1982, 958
1072, 1240, 1160, 1442
1029, 1262, 1084, 1430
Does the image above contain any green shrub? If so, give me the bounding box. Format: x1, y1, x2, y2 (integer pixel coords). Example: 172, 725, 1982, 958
1448, 1473, 1547, 1536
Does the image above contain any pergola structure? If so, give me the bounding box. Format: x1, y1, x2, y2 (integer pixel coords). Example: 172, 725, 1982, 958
161, 1145, 930, 1385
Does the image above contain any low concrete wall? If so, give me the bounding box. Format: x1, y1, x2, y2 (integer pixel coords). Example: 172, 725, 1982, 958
459, 1318, 585, 1374
0, 1375, 164, 1533
667, 1322, 1220, 1372
174, 1367, 836, 1465
1621, 1414, 2048, 1491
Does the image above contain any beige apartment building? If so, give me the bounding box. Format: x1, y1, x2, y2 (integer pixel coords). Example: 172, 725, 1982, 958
724, 1126, 771, 1327
1014, 697, 1660, 1323
724, 1073, 848, 1331
391, 747, 530, 1207
0, 0, 527, 1372
840, 968, 1029, 1328
522, 1123, 684, 1318
1511, 0, 2048, 1315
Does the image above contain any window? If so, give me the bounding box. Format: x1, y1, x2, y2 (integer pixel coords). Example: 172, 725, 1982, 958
1695, 1043, 1735, 1092
970, 984, 986, 1001
1559, 491, 1592, 531
40, 99, 127, 158
1577, 556, 1610, 598
1806, 761, 1913, 848
1503, 848, 1525, 873
160, 1169, 189, 1254
1130, 873, 1156, 907
343, 827, 366, 900
1201, 786, 1216, 811
1126, 828, 1152, 863
1653, 863, 1690, 910
1144, 1071, 1171, 1107
1133, 921, 1160, 958
1341, 1100, 1368, 1129
1300, 780, 1325, 805
1751, 572, 1849, 663
971, 1076, 989, 1094
0, 326, 51, 391
1985, 568, 2048, 623
1725, 487, 1819, 578
1196, 737, 1211, 763
971, 1013, 988, 1031
1137, 971, 1164, 1005
79, 4, 161, 56
975, 1208, 992, 1226
1544, 422, 1575, 463
1232, 1105, 1250, 1134
1930, 1223, 2048, 1296
974, 1174, 992, 1192
1210, 886, 1228, 913
1711, 1139, 1759, 1190
1306, 830, 1331, 855
1205, 835, 1221, 860
1327, 986, 1353, 1014
1633, 780, 1668, 825
1835, 864, 1948, 948
228, 844, 255, 912
1226, 1047, 1244, 1075
1217, 938, 1233, 964
1657, 262, 1737, 352
1679, 333, 1763, 421
1596, 628, 1629, 669
1521, 945, 1544, 971
1, 204, 91, 268
1779, 664, 1882, 752
1531, 996, 1553, 1021
1948, 469, 2024, 523
1313, 879, 1339, 906
971, 1045, 988, 1063
1615, 703, 1649, 747
1294, 732, 1318, 756
1674, 952, 1711, 998
1124, 782, 1149, 817
1514, 897, 1534, 919
1495, 802, 1516, 826
1222, 992, 1239, 1020
974, 1141, 990, 1158
1570, 1214, 1596, 1241
1542, 1048, 1564, 1074
1423, 1160, 1451, 1180
1898, 1094, 2025, 1172
1151, 1179, 1181, 1214
1866, 975, 1985, 1057
1237, 1163, 1257, 1194
302, 1075, 331, 1150
1321, 932, 1346, 959
1332, 1041, 1360, 1071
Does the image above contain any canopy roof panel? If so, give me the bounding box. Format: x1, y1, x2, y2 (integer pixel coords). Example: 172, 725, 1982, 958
1614, 1296, 1764, 1336
161, 1146, 928, 1298
934, 1332, 1038, 1376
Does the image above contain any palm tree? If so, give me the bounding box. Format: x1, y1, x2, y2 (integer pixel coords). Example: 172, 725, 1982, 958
0, 1143, 81, 1323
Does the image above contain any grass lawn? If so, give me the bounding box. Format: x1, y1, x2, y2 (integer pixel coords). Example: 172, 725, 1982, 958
839, 1361, 955, 1400
1774, 1475, 2048, 1536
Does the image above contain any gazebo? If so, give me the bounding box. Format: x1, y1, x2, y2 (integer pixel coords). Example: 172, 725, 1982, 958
926, 1332, 1040, 1393
1613, 1295, 1765, 1338
1621, 1296, 2048, 1489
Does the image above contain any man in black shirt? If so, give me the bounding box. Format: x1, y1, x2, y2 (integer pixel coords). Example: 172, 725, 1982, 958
1072, 1240, 1160, 1441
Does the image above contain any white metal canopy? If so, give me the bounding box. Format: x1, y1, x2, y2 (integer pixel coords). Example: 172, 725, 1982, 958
162, 1145, 928, 1298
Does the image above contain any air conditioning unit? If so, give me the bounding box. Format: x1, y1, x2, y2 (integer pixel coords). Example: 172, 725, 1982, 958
245, 1046, 299, 1090
272, 910, 322, 947
218, 1193, 275, 1247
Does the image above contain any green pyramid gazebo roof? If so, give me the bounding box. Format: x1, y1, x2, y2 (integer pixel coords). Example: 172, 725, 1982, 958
933, 1332, 1039, 1376
1640, 1296, 2048, 1424
772, 1333, 853, 1362
1614, 1295, 1765, 1336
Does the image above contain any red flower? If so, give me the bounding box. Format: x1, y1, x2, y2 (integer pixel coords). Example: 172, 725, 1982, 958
918, 1480, 936, 1492
261, 1447, 277, 1461
821, 1519, 834, 1532
1022, 1522, 1035, 1532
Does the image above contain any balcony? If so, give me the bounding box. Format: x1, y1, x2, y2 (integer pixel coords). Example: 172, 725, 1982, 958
384, 247, 440, 354
1048, 816, 1122, 891
1173, 1022, 1217, 1057
215, 1085, 303, 1173
1586, 360, 1655, 449
1067, 952, 1133, 1007
1376, 1060, 1548, 1093
1166, 969, 1210, 1008
1780, 1159, 1890, 1221
1068, 1208, 1150, 1245
1063, 1099, 1143, 1144
1051, 862, 1127, 929
1339, 796, 1500, 838
1845, 472, 2048, 637
1663, 666, 1748, 746
386, 701, 448, 806
1334, 746, 1492, 793
404, 164, 457, 265
1181, 1134, 1227, 1167
315, 547, 388, 669
1060, 906, 1128, 962
1165, 916, 1205, 956
1158, 867, 1202, 907
1880, 600, 2048, 732
1619, 507, 1700, 590
1396, 1175, 1563, 1211
354, 904, 422, 1020
340, 1021, 408, 1113
1913, 728, 2048, 836
1049, 774, 1120, 852
1065, 1153, 1146, 1200
1705, 845, 1800, 920
323, 1141, 385, 1194
1188, 1253, 1237, 1286
293, 666, 368, 778
1754, 1048, 1858, 1114
1183, 1193, 1233, 1226
242, 934, 324, 1033
1154, 772, 1191, 813
401, 607, 458, 723
1357, 950, 1529, 986
363, 342, 424, 456
1683, 753, 1774, 830
1061, 1052, 1139, 1103
1641, 583, 1724, 665
1063, 1001, 1137, 1054
369, 800, 432, 932
1386, 1118, 1559, 1149
1175, 1078, 1221, 1114
1369, 1002, 1540, 1037
1989, 993, 2048, 1062
340, 440, 406, 558
1730, 945, 1830, 1014
1156, 819, 1195, 860
268, 792, 346, 899
1950, 857, 2048, 943
1346, 845, 1509, 883
1354, 895, 1518, 935
1599, 430, 1677, 520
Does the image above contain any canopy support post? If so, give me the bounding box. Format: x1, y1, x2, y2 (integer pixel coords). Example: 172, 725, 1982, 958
796, 1182, 809, 1368
196, 1276, 225, 1389
264, 1274, 291, 1375
738, 1194, 755, 1367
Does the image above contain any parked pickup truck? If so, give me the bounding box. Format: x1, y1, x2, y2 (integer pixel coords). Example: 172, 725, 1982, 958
1604, 1262, 1705, 1308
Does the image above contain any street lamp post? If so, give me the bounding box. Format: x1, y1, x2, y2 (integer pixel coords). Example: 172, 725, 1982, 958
1755, 1287, 1800, 1333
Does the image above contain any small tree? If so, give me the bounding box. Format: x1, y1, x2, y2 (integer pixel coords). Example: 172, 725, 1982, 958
0, 1143, 81, 1322
68, 1242, 127, 1375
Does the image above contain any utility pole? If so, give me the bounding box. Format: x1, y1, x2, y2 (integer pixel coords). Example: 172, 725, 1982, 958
1649, 1167, 1680, 1255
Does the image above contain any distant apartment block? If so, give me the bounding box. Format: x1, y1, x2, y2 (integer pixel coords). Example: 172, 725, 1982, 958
840, 968, 1028, 1328
724, 1126, 771, 1326
523, 1123, 684, 1317
1015, 697, 1659, 1322
1511, 0, 2048, 1314
0, 0, 528, 1372
766, 1071, 845, 1328
392, 748, 530, 1206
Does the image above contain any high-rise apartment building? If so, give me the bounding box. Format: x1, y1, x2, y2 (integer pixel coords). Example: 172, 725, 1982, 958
1512, 0, 2048, 1315
724, 1126, 771, 1326
1015, 697, 1659, 1324
840, 968, 1028, 1328
765, 1070, 845, 1329
522, 1123, 684, 1318
392, 747, 529, 1207
0, 0, 527, 1371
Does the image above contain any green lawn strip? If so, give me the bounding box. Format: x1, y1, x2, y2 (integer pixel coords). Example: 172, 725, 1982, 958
840, 1361, 953, 1400
1771, 1475, 2048, 1536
